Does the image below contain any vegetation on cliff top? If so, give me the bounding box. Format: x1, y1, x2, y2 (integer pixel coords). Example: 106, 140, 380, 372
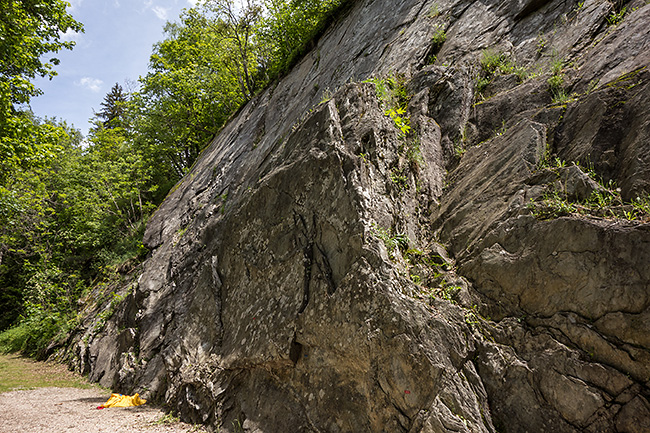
0, 0, 351, 358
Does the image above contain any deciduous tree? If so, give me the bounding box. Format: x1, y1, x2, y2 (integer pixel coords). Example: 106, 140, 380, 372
0, 0, 83, 182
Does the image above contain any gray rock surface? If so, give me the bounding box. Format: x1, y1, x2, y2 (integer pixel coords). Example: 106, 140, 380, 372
60, 0, 650, 431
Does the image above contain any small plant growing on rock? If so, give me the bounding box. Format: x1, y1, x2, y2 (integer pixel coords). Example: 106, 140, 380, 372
479, 51, 498, 76
319, 87, 333, 105
152, 413, 180, 426
494, 120, 507, 137
528, 190, 577, 219
173, 225, 189, 246
480, 49, 508, 74
475, 76, 491, 96
587, 187, 619, 209
607, 7, 627, 26
358, 152, 369, 164
452, 136, 466, 158
548, 74, 568, 102
390, 167, 410, 192
435, 281, 461, 304
371, 224, 409, 258
405, 136, 423, 167
536, 34, 547, 55
586, 79, 600, 94
431, 26, 447, 53
474, 49, 529, 100
632, 195, 650, 215
547, 56, 572, 103
365, 73, 424, 174
428, 3, 441, 18
232, 419, 244, 433
464, 306, 481, 328
527, 164, 650, 222
385, 107, 411, 137
364, 73, 409, 110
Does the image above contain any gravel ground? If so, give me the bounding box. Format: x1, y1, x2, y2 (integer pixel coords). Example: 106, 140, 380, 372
0, 387, 208, 433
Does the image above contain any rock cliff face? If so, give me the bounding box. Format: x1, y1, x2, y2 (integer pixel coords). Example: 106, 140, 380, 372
65, 0, 650, 431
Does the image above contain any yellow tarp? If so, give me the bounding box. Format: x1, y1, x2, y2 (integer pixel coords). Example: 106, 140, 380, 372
100, 393, 146, 408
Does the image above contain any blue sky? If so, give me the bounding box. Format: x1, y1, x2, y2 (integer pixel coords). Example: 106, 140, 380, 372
29, 0, 198, 136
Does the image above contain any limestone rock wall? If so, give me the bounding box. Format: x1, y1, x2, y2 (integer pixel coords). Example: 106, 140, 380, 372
64, 0, 650, 431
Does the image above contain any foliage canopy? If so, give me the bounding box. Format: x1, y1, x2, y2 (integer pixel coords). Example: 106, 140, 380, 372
0, 0, 83, 183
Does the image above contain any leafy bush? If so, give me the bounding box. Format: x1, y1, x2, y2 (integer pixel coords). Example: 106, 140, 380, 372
258, 0, 353, 79
0, 287, 23, 331
0, 304, 77, 359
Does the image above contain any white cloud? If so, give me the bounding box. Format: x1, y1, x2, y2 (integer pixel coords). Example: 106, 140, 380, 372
60, 28, 82, 42
76, 77, 104, 93
151, 5, 169, 20
187, 0, 199, 5
67, 0, 84, 11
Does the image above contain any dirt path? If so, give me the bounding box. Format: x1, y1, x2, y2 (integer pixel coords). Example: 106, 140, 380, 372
0, 355, 207, 433
0, 387, 208, 433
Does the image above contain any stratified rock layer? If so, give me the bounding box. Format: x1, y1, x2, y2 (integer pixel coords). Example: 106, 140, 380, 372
64, 0, 650, 431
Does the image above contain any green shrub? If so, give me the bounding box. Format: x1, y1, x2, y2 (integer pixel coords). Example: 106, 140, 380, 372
0, 304, 77, 359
